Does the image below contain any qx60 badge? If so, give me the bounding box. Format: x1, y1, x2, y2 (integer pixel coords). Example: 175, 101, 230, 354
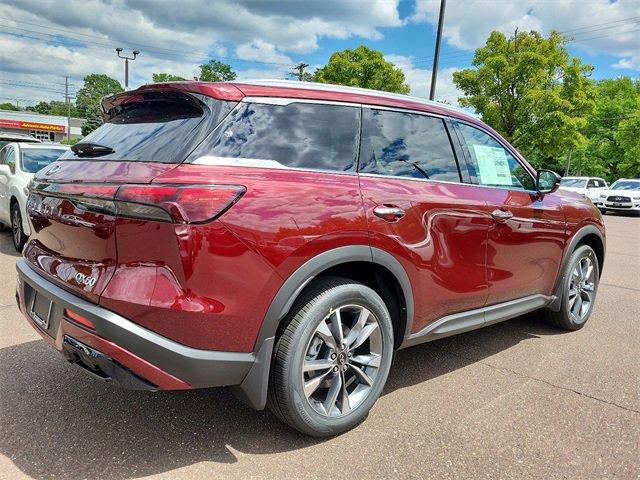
75, 272, 97, 287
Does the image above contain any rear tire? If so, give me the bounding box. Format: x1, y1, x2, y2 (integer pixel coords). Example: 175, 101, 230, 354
267, 276, 394, 437
541, 245, 599, 330
11, 203, 27, 252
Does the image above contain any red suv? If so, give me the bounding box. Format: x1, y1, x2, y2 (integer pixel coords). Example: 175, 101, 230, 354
16, 80, 605, 436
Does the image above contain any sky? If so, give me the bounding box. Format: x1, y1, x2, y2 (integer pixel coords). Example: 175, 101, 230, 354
0, 0, 638, 108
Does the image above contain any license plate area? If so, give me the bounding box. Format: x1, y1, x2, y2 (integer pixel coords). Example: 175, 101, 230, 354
30, 291, 53, 331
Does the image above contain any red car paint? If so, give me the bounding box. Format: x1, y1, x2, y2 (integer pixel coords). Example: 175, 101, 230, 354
20, 81, 605, 389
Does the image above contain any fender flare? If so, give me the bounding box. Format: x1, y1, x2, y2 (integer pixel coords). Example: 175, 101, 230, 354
548, 224, 605, 311
232, 245, 414, 410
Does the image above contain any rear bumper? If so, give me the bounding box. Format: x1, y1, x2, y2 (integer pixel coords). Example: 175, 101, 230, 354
15, 258, 256, 390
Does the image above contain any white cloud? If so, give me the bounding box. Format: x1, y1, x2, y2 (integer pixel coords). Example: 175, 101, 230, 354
236, 40, 292, 66
411, 0, 639, 68
386, 54, 462, 105
612, 56, 640, 71
0, 0, 404, 104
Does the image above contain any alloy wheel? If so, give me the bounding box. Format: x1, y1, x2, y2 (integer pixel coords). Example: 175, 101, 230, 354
568, 255, 596, 322
12, 208, 21, 247
302, 304, 383, 417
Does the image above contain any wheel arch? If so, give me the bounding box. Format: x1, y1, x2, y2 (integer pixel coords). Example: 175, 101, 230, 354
256, 245, 414, 350
548, 224, 605, 312
232, 245, 414, 410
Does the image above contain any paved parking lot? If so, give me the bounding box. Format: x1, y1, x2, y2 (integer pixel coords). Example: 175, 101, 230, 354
0, 214, 638, 479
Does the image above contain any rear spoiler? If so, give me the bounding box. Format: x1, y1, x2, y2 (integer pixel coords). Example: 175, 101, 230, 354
101, 82, 244, 118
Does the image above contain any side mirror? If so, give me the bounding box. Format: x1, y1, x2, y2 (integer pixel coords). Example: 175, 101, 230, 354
0, 164, 10, 176
536, 169, 561, 194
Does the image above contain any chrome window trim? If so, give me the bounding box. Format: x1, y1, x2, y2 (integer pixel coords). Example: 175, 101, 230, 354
242, 97, 362, 108
358, 172, 538, 194
191, 155, 358, 177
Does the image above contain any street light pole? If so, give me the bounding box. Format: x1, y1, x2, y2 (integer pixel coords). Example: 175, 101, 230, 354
115, 48, 140, 90
429, 0, 446, 100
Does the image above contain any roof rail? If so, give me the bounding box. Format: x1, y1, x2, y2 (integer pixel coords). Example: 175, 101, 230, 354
231, 79, 475, 117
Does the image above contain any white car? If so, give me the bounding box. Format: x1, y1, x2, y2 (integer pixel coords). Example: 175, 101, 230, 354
559, 176, 608, 203
595, 178, 640, 215
0, 142, 69, 251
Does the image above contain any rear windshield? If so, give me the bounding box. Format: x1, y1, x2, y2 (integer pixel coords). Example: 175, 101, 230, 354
59, 91, 236, 163
21, 148, 67, 173
560, 178, 587, 188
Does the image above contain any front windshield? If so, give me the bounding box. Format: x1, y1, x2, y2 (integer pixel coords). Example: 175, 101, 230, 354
20, 148, 66, 173
560, 178, 587, 188
610, 180, 640, 191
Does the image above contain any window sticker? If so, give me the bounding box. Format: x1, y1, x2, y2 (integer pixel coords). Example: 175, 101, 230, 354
472, 145, 512, 186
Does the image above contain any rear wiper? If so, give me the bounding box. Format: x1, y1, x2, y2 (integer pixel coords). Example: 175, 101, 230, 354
71, 142, 115, 157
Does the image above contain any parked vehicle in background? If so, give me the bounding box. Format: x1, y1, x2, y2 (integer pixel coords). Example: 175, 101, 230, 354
559, 176, 608, 203
0, 142, 69, 251
596, 178, 640, 215
15, 80, 605, 436
0, 131, 41, 149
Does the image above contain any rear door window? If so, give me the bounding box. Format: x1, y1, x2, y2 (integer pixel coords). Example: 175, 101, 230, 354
188, 101, 360, 172
359, 108, 461, 182
59, 91, 236, 163
454, 122, 535, 191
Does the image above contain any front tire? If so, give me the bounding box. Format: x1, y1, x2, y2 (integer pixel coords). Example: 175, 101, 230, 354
542, 245, 600, 330
11, 203, 27, 252
267, 277, 394, 437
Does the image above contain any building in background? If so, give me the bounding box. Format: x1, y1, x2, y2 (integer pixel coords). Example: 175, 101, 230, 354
0, 109, 84, 142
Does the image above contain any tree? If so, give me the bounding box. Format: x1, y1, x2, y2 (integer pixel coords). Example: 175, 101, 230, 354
314, 45, 410, 94
196, 60, 236, 82
152, 72, 186, 82
453, 30, 596, 171
0, 102, 19, 111
572, 78, 640, 179
75, 74, 123, 135
26, 100, 79, 117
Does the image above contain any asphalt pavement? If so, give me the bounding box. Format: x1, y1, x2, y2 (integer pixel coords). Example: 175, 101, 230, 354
0, 214, 638, 479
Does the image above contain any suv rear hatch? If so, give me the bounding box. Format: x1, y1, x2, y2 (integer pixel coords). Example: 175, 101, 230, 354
24, 87, 238, 303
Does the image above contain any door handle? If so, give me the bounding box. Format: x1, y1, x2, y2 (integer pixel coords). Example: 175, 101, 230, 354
491, 208, 513, 223
373, 205, 405, 222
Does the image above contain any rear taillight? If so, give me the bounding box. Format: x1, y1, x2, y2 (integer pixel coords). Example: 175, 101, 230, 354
115, 185, 245, 223
28, 182, 245, 224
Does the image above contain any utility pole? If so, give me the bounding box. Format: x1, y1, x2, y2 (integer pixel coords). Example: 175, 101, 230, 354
64, 76, 71, 143
429, 0, 446, 100
290, 63, 309, 81
115, 48, 140, 90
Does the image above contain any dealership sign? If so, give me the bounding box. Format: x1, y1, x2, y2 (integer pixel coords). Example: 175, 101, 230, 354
0, 118, 66, 133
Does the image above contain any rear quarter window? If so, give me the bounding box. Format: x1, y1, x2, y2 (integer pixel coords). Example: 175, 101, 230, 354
188, 101, 360, 172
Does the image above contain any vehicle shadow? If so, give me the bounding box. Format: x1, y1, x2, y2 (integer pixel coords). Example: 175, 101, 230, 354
0, 313, 561, 479
0, 231, 20, 257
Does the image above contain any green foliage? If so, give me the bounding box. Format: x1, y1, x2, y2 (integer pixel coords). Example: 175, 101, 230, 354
196, 60, 236, 82
0, 102, 19, 111
572, 78, 640, 180
75, 74, 123, 135
314, 45, 410, 94
26, 100, 79, 117
453, 30, 596, 171
59, 138, 80, 145
152, 72, 187, 82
